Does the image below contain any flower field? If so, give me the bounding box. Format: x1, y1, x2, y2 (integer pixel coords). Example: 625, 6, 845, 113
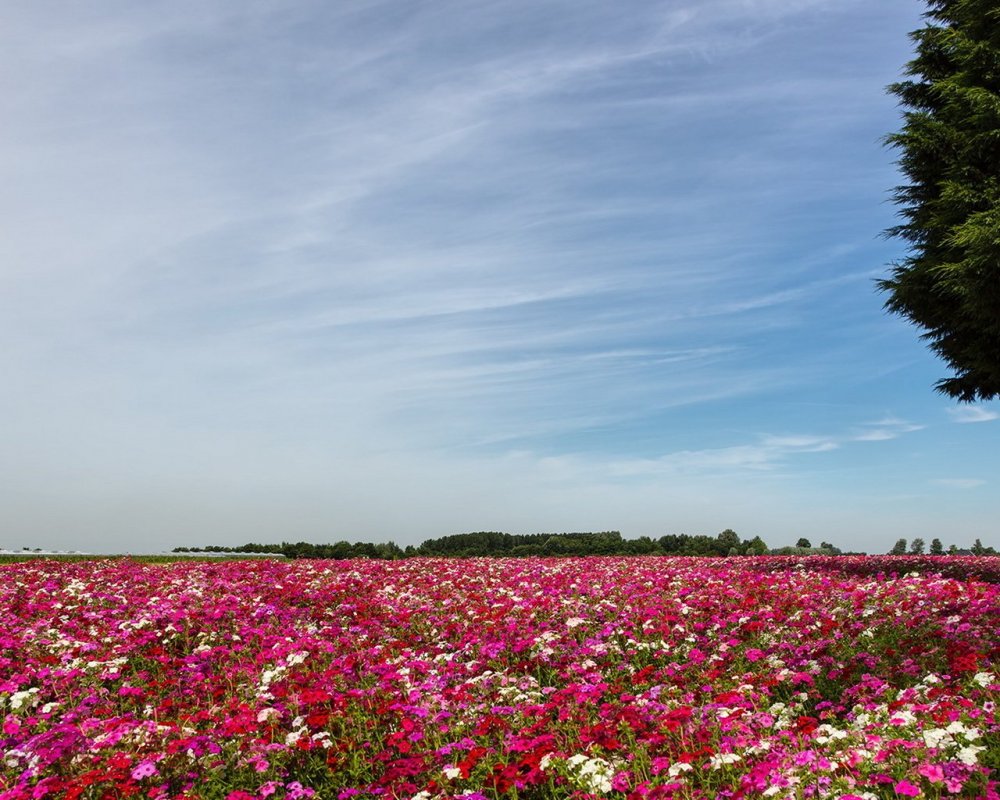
1, 557, 998, 800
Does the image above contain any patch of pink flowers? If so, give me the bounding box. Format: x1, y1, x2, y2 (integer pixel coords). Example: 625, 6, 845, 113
0, 556, 997, 799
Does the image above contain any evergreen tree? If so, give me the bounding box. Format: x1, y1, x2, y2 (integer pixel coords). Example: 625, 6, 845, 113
890, 538, 908, 555
880, 0, 1000, 400
909, 537, 926, 555
930, 537, 944, 555
796, 537, 812, 549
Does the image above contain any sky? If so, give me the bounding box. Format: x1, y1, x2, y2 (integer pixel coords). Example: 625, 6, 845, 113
1, 0, 997, 554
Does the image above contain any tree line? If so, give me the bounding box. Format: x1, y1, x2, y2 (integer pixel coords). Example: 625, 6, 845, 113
887, 537, 996, 556
174, 529, 857, 560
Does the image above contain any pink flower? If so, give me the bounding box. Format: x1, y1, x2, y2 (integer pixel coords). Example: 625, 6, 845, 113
611, 771, 632, 791
917, 763, 944, 783
130, 760, 158, 780
894, 780, 921, 797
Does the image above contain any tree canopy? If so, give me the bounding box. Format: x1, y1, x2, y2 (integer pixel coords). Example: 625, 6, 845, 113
880, 0, 1000, 401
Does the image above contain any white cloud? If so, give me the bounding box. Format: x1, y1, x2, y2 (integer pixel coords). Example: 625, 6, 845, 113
931, 478, 987, 490
947, 406, 999, 424
851, 417, 925, 442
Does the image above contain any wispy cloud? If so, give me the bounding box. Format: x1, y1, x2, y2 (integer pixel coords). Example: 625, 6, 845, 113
947, 406, 999, 424
607, 438, 835, 479
931, 478, 987, 490
851, 417, 925, 442
531, 416, 926, 484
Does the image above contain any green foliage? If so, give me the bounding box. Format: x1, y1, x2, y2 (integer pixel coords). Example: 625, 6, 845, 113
769, 546, 828, 556
930, 537, 945, 554
744, 536, 770, 556
890, 538, 908, 555
909, 536, 926, 554
880, 0, 1000, 400
171, 529, 782, 559
415, 530, 625, 557
717, 528, 741, 552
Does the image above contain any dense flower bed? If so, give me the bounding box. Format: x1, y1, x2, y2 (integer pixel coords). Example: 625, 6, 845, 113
747, 556, 1000, 584
1, 557, 997, 800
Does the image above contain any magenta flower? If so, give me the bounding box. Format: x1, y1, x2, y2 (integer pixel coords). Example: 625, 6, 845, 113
894, 779, 921, 797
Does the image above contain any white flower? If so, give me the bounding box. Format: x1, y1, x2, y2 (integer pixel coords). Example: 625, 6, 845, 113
259, 666, 286, 686
668, 762, 693, 778
889, 710, 916, 725
566, 617, 586, 629
972, 672, 993, 688
539, 753, 554, 771
922, 727, 952, 748
443, 766, 461, 780
567, 754, 615, 794
957, 745, 985, 765
256, 708, 280, 723
9, 688, 39, 711
707, 753, 741, 769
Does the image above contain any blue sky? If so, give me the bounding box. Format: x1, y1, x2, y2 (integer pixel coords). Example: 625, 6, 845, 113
1, 0, 997, 553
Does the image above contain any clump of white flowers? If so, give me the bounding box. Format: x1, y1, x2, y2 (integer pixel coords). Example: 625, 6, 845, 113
567, 754, 615, 794
7, 688, 40, 711
921, 720, 985, 764
972, 671, 994, 688
707, 752, 741, 770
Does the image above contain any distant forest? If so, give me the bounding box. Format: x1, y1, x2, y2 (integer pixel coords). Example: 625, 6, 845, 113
176, 529, 845, 559
174, 530, 997, 560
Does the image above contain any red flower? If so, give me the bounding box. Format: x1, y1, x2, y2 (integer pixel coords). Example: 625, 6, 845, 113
795, 716, 819, 735
949, 650, 980, 674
